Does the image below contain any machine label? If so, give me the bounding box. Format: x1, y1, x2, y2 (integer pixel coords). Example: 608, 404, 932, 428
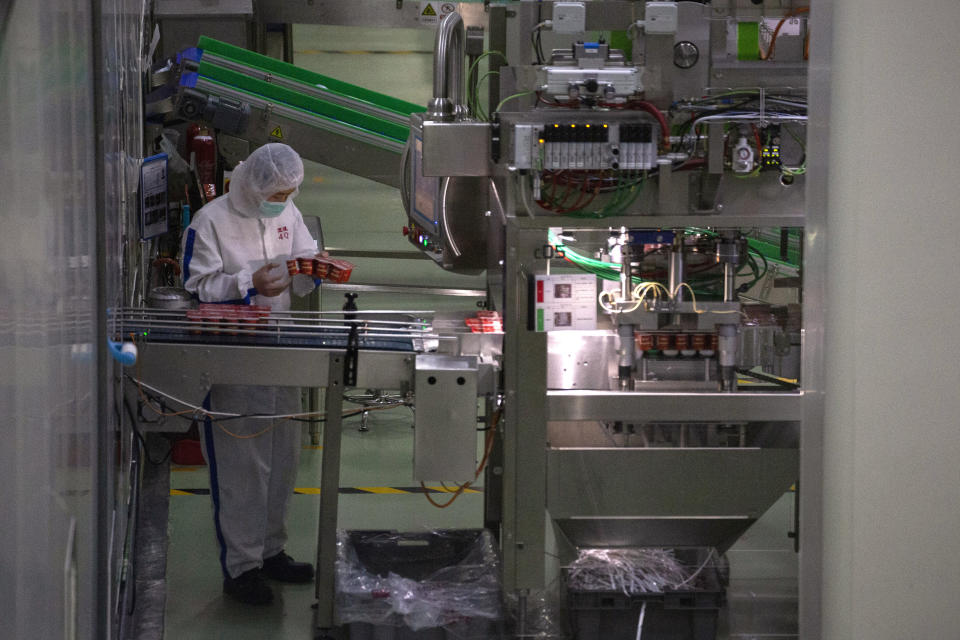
139, 153, 169, 240
532, 274, 597, 331
270, 125, 284, 139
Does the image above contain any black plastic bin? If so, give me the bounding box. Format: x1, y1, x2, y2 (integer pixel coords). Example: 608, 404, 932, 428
565, 549, 725, 640
347, 530, 485, 581
337, 530, 503, 640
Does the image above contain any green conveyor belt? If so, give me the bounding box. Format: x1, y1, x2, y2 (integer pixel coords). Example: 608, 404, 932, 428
197, 74, 409, 148
198, 36, 422, 125
195, 59, 411, 143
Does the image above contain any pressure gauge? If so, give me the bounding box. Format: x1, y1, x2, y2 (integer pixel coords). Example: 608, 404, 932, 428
673, 41, 699, 69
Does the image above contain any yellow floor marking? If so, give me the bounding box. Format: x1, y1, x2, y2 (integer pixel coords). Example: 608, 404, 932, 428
295, 487, 323, 494
170, 489, 192, 495
303, 445, 323, 450
425, 485, 480, 494
356, 487, 409, 494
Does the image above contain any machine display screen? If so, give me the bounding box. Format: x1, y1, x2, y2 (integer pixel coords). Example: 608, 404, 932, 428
411, 136, 440, 234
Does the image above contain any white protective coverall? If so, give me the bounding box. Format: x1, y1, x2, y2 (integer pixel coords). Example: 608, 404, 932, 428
181, 143, 319, 579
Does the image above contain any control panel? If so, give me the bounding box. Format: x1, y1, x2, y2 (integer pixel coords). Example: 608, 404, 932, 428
512, 120, 658, 171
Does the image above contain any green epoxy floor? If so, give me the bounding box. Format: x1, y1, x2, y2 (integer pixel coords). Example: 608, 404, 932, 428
162, 24, 798, 640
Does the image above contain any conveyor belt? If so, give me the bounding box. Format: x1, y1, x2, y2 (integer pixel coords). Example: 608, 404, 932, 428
196, 36, 420, 130
112, 308, 434, 352
173, 37, 423, 187
133, 325, 416, 352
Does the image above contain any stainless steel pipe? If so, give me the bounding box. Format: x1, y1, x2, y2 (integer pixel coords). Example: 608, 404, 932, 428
427, 12, 466, 121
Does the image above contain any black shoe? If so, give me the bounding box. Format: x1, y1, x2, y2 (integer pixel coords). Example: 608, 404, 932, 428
262, 551, 315, 583
224, 568, 274, 605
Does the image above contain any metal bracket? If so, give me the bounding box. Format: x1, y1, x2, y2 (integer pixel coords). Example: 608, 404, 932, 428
534, 244, 564, 260
344, 326, 359, 387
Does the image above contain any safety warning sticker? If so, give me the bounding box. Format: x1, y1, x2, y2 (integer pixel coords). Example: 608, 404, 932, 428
270, 125, 284, 139
419, 2, 438, 25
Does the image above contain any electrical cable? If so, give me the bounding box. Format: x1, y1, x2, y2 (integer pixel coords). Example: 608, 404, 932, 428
472, 70, 499, 121
759, 7, 810, 61
422, 408, 501, 509
631, 101, 670, 147
672, 282, 741, 315
736, 368, 800, 390
126, 373, 408, 440
494, 91, 536, 114
125, 395, 172, 466
599, 289, 643, 314
466, 50, 507, 119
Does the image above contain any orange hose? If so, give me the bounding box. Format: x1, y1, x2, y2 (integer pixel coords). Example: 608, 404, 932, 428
760, 7, 810, 61
422, 409, 501, 509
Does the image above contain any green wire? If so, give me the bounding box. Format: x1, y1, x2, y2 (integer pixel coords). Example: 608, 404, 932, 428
733, 166, 763, 179
494, 91, 536, 115
466, 51, 507, 119
555, 171, 646, 218
472, 71, 500, 121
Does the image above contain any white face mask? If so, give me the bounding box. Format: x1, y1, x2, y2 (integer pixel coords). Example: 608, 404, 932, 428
259, 200, 287, 218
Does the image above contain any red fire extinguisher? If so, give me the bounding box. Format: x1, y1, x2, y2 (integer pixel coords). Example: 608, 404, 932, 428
188, 125, 217, 202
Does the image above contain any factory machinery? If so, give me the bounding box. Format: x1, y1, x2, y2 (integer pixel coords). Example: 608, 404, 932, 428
404, 2, 808, 637
129, 2, 813, 637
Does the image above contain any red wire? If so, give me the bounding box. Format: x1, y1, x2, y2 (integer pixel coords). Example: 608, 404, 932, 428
760, 7, 810, 61
676, 158, 706, 171
536, 171, 561, 211
557, 176, 594, 214
631, 101, 671, 147
537, 94, 578, 109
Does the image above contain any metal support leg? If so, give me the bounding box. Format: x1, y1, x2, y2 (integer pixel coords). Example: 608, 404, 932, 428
309, 387, 323, 446
516, 589, 529, 639
314, 354, 346, 635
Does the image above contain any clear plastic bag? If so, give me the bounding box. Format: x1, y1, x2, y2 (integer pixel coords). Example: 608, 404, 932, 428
336, 529, 503, 633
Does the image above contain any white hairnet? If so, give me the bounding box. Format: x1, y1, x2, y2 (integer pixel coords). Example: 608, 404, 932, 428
227, 143, 305, 217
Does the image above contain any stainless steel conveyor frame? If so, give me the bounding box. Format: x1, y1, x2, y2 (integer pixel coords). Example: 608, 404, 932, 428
126, 311, 427, 631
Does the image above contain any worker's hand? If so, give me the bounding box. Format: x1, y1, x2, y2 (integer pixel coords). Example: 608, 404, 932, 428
252, 263, 289, 297
315, 251, 329, 259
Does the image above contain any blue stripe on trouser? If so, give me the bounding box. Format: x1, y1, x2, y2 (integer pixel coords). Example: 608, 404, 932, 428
202, 392, 230, 578
182, 228, 197, 284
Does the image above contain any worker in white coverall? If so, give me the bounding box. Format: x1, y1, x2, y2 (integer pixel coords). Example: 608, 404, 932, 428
181, 143, 322, 605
